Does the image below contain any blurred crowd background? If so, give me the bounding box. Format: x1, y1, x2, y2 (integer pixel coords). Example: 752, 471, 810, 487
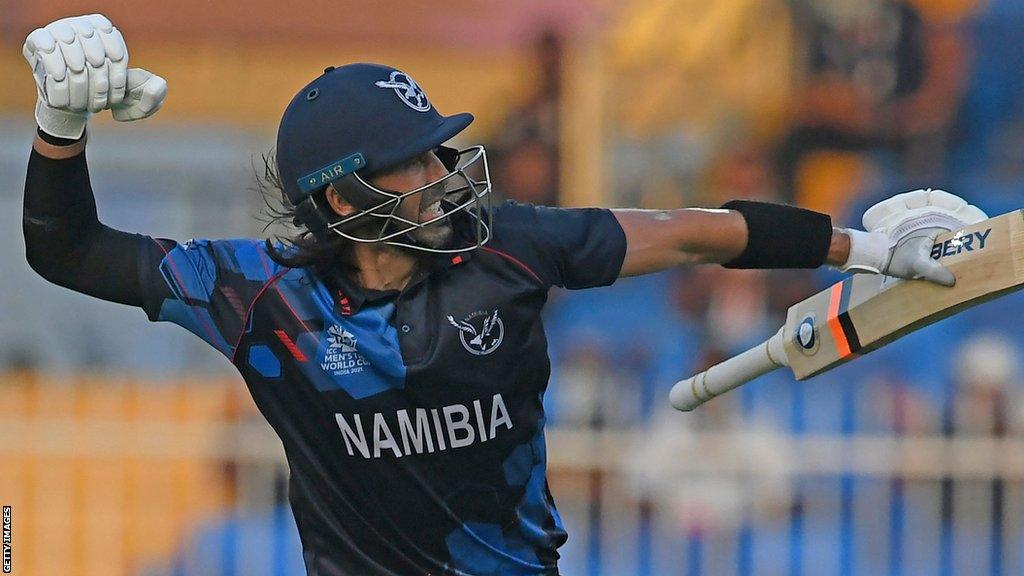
2, 0, 1024, 574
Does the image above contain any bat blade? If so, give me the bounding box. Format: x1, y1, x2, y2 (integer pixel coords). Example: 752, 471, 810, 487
784, 210, 1024, 380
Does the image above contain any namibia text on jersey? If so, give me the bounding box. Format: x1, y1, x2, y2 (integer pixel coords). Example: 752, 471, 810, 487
335, 394, 513, 459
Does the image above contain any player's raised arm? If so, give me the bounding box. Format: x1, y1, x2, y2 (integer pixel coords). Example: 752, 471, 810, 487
23, 15, 271, 361
614, 191, 987, 284
22, 15, 168, 306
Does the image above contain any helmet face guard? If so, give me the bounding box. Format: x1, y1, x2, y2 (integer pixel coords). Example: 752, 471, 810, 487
312, 145, 492, 254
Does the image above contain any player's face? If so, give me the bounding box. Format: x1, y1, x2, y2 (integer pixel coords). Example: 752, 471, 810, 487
369, 151, 454, 248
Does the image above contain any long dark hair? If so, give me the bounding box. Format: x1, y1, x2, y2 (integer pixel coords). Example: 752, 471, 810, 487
252, 151, 357, 272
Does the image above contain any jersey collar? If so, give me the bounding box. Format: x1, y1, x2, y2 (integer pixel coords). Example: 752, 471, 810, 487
316, 250, 472, 315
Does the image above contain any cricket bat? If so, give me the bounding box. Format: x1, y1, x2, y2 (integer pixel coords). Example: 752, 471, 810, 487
670, 209, 1024, 412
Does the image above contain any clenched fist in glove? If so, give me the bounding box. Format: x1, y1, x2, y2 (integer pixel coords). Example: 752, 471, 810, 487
23, 14, 167, 139
837, 189, 988, 286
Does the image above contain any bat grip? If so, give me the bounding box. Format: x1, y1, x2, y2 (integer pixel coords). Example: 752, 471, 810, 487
669, 327, 788, 411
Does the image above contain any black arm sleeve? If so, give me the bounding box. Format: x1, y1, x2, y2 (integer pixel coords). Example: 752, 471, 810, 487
720, 200, 832, 269
23, 131, 172, 308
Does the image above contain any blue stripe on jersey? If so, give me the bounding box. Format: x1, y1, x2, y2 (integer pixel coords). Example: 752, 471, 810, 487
443, 425, 558, 575
516, 432, 556, 543
220, 240, 275, 282
445, 521, 543, 576
159, 298, 232, 355
293, 299, 406, 398
159, 243, 216, 304
275, 268, 329, 321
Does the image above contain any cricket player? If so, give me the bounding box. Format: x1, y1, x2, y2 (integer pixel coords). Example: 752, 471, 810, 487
21, 14, 987, 576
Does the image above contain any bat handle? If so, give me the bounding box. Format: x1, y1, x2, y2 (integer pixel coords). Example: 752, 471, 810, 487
669, 327, 789, 411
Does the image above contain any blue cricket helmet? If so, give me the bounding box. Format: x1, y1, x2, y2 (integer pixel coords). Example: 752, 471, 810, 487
275, 63, 492, 253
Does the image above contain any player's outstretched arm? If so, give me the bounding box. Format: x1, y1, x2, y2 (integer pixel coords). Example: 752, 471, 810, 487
613, 205, 852, 276
614, 191, 986, 282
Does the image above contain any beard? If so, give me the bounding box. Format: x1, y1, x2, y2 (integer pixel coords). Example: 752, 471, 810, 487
408, 214, 453, 248
407, 181, 455, 248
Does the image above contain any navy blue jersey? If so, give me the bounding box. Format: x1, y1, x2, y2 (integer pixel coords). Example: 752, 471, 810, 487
139, 201, 626, 575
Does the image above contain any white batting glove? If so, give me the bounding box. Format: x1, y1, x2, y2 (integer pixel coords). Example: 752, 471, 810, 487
23, 14, 166, 139
838, 189, 988, 286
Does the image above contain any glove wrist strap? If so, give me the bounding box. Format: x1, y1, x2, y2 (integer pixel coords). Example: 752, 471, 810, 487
886, 213, 965, 243
35, 100, 89, 140
836, 228, 889, 274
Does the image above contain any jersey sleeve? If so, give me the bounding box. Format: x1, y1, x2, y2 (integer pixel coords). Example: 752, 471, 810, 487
139, 238, 279, 358
489, 201, 627, 289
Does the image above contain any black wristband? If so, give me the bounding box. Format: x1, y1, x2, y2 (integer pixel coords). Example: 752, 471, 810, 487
721, 200, 832, 269
37, 127, 82, 147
